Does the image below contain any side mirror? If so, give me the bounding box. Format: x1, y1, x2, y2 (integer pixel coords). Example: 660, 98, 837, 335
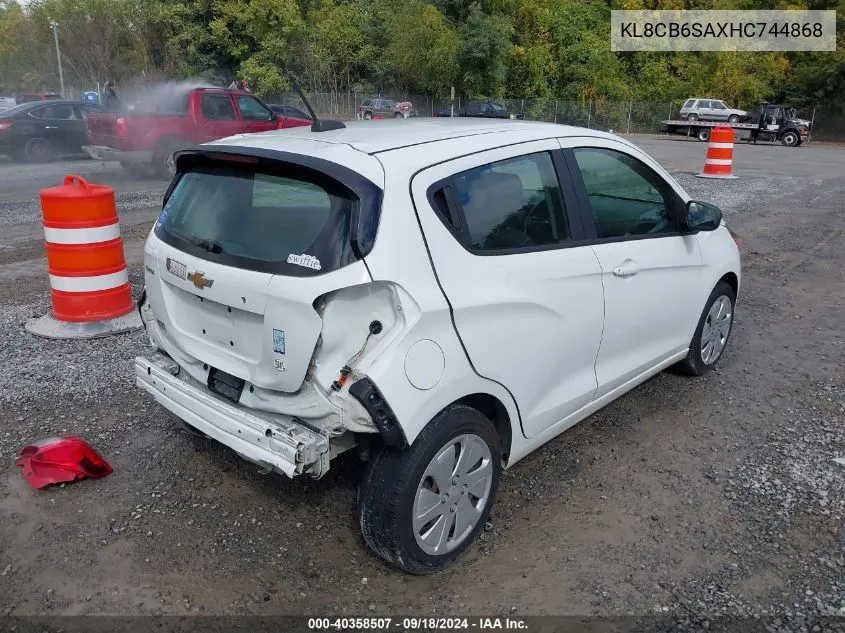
682, 200, 723, 231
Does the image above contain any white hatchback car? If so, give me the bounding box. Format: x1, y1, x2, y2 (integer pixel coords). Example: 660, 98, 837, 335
135, 117, 741, 574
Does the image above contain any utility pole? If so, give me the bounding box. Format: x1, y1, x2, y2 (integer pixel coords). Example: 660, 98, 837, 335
49, 20, 65, 98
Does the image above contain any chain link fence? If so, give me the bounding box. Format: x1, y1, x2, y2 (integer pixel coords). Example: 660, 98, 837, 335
262, 91, 843, 142
58, 83, 838, 143
262, 91, 436, 120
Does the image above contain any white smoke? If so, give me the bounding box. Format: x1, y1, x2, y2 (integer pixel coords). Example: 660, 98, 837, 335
113, 78, 222, 113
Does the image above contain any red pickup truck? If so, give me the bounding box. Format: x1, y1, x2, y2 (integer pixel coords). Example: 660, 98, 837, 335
82, 88, 311, 177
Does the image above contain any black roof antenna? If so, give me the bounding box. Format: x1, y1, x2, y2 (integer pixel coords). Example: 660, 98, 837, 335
294, 84, 346, 133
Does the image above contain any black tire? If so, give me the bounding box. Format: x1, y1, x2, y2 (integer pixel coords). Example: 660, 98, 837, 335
394, 112, 402, 118
364, 111, 373, 120
359, 404, 502, 575
24, 137, 54, 163
674, 281, 736, 377
728, 114, 740, 123
120, 161, 154, 178
781, 131, 799, 147
153, 139, 186, 178
697, 128, 711, 142
687, 113, 699, 122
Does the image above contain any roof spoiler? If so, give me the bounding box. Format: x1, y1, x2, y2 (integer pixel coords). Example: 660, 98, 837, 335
294, 85, 345, 133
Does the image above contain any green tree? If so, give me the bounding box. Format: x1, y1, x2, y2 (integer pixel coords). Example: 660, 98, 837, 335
0, 1, 43, 91
547, 0, 631, 101
209, 0, 306, 93
504, 0, 558, 98
27, 0, 141, 88
386, 3, 461, 96
458, 3, 513, 97
303, 0, 373, 94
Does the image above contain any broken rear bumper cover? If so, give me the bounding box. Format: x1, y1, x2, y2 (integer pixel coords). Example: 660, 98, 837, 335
135, 353, 330, 478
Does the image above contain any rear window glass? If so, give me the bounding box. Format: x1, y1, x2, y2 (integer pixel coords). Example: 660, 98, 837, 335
155, 165, 361, 276
131, 92, 190, 115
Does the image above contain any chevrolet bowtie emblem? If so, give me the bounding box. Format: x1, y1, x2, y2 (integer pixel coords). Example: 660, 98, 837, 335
187, 271, 214, 289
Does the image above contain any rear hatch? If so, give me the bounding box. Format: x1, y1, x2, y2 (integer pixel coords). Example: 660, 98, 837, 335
144, 148, 383, 394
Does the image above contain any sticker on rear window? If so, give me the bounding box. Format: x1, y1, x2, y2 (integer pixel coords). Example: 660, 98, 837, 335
287, 253, 322, 270
166, 257, 187, 280
272, 329, 286, 354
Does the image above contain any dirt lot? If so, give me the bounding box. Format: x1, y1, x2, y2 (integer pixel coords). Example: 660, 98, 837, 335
0, 136, 843, 627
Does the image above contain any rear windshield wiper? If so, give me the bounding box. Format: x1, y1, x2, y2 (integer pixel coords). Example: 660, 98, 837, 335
188, 237, 225, 254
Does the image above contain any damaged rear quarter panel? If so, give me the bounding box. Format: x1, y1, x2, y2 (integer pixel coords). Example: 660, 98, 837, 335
356, 159, 522, 448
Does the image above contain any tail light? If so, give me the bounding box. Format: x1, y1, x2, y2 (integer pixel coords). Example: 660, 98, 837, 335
115, 117, 129, 137
0, 121, 12, 132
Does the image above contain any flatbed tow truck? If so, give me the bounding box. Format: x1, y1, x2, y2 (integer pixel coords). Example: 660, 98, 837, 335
662, 103, 811, 147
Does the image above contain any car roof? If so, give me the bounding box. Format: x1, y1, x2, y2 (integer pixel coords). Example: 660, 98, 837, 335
210, 117, 625, 157
5, 100, 93, 113
26, 100, 95, 107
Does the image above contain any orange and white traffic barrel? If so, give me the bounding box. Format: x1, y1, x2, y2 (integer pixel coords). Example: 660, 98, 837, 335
696, 127, 738, 180
25, 175, 142, 339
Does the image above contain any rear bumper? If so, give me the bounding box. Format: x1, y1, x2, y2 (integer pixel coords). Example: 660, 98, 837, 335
135, 353, 330, 478
82, 145, 154, 164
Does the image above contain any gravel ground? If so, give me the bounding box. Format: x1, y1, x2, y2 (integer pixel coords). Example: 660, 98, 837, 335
0, 139, 843, 626
0, 190, 163, 227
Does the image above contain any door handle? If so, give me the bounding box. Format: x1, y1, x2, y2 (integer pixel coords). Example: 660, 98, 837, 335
45, 125, 58, 129
612, 261, 640, 277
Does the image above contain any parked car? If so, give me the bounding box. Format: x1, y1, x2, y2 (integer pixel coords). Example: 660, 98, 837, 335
82, 88, 311, 177
434, 100, 524, 119
15, 92, 61, 105
358, 98, 416, 119
267, 104, 312, 121
134, 117, 741, 574
679, 98, 749, 123
0, 100, 103, 162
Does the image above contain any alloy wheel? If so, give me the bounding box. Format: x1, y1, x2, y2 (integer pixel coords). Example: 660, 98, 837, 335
700, 295, 732, 365
412, 433, 493, 556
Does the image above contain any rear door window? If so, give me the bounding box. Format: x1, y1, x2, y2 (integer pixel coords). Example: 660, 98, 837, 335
155, 165, 366, 276
449, 152, 571, 251
201, 94, 237, 120
30, 104, 78, 120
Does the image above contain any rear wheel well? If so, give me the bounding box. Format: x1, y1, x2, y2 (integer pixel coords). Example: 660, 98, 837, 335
454, 393, 513, 465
